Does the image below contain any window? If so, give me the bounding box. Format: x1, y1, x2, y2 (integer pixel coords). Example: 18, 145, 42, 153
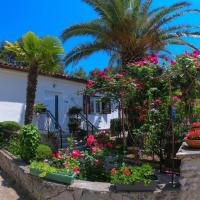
87, 96, 111, 114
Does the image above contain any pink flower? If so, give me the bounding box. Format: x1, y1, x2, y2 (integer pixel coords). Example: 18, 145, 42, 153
107, 142, 113, 149
91, 146, 97, 153
193, 50, 200, 57
170, 60, 176, 66
72, 150, 83, 158
172, 96, 180, 103
73, 167, 80, 175
154, 99, 162, 106
86, 135, 96, 146
101, 74, 110, 80
97, 69, 104, 76
134, 61, 145, 66
95, 159, 100, 166
55, 153, 62, 159
63, 163, 68, 168
86, 80, 94, 88
163, 56, 169, 61
115, 74, 123, 79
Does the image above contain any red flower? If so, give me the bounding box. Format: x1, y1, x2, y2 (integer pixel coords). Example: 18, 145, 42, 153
73, 167, 80, 175
55, 153, 62, 159
187, 130, 200, 140
123, 169, 131, 176
98, 143, 104, 149
86, 135, 96, 146
111, 168, 117, 175
104, 67, 110, 73
107, 142, 113, 149
72, 150, 83, 158
192, 122, 200, 128
137, 114, 146, 122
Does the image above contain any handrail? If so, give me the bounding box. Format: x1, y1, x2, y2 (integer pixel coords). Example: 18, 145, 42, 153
78, 113, 98, 135
45, 110, 63, 148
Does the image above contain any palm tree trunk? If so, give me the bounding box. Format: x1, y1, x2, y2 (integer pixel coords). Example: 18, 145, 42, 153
24, 64, 39, 124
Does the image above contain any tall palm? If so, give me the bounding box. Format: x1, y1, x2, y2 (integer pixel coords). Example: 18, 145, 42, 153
5, 32, 64, 124
62, 0, 200, 66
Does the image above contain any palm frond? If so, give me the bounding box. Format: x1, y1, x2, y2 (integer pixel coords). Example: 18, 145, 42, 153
64, 42, 108, 66
62, 20, 104, 41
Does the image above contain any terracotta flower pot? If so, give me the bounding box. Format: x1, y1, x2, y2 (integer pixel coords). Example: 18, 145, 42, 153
185, 138, 200, 149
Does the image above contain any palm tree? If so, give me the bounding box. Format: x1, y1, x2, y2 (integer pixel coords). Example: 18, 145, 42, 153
62, 0, 200, 67
5, 32, 64, 124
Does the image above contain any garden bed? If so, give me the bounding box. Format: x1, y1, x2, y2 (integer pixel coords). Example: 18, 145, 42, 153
0, 149, 179, 200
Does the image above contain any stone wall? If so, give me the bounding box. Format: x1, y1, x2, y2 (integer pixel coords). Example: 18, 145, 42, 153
176, 142, 200, 200
0, 149, 179, 200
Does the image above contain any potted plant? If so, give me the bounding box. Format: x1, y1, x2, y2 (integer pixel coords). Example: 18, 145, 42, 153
68, 106, 82, 116
110, 164, 157, 192
33, 103, 47, 114
184, 124, 200, 148
30, 161, 76, 184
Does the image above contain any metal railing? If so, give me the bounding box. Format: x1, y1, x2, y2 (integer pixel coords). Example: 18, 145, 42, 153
78, 113, 98, 135
34, 110, 63, 148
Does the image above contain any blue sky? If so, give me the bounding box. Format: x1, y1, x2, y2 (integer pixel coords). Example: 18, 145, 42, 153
0, 0, 200, 73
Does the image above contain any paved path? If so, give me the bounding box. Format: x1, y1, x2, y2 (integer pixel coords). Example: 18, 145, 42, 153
0, 170, 31, 200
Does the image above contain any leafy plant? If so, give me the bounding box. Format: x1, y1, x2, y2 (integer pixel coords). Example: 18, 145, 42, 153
68, 118, 80, 134
7, 136, 21, 156
33, 103, 47, 114
0, 121, 21, 146
111, 164, 154, 185
20, 125, 41, 163
36, 144, 52, 161
30, 161, 57, 177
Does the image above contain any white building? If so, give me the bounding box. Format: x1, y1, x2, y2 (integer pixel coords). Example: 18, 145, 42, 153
0, 62, 118, 134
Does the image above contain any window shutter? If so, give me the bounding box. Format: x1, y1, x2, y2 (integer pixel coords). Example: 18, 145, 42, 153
83, 95, 90, 114
102, 100, 111, 114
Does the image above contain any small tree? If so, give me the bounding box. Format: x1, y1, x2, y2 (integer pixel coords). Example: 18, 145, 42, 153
5, 32, 64, 124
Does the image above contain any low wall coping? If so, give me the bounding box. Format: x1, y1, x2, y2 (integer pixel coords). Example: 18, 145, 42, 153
0, 149, 179, 200
176, 142, 200, 159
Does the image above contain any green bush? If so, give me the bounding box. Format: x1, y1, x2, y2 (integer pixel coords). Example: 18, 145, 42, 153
0, 121, 21, 147
7, 136, 21, 156
20, 124, 41, 163
36, 144, 52, 161
0, 121, 21, 132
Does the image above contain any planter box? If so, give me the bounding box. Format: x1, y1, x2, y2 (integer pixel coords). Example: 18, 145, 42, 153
115, 180, 157, 192
30, 168, 76, 185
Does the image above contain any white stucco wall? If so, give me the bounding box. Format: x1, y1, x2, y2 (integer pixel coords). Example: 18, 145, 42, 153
0, 68, 118, 131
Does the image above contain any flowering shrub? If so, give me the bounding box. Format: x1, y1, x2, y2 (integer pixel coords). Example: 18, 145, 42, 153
185, 130, 200, 140
192, 122, 200, 128
111, 164, 154, 185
